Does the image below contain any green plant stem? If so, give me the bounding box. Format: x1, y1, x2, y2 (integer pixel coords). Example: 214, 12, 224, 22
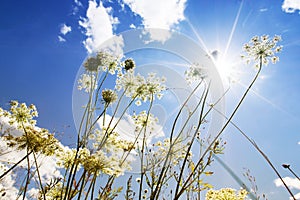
214, 108, 296, 200
32, 152, 46, 200
84, 174, 96, 200
174, 58, 263, 199
174, 85, 210, 197
138, 94, 154, 200
151, 80, 204, 200
75, 170, 89, 200
0, 151, 32, 180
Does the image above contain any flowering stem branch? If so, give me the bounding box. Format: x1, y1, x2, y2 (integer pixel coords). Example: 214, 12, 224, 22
0, 151, 32, 180
174, 57, 263, 199
151, 80, 204, 200
32, 151, 46, 200
139, 93, 154, 200
174, 84, 210, 196
215, 109, 296, 200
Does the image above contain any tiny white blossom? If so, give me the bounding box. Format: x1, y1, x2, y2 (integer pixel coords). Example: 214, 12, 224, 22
242, 35, 282, 67
77, 73, 97, 93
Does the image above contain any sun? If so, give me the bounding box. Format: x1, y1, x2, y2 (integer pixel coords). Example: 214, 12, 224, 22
211, 50, 240, 84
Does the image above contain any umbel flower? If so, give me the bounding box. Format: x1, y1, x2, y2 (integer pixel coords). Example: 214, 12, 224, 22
102, 89, 118, 105
205, 188, 248, 200
123, 58, 136, 71
77, 73, 97, 93
83, 51, 119, 74
241, 35, 282, 67
9, 100, 38, 127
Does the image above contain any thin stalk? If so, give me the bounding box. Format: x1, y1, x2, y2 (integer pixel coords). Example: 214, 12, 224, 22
0, 151, 32, 180
32, 152, 46, 200
84, 174, 97, 200
214, 108, 296, 200
74, 170, 89, 200
174, 58, 263, 199
138, 94, 154, 200
151, 80, 204, 200
174, 85, 210, 197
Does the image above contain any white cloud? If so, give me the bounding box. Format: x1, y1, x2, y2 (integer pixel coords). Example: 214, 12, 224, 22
282, 0, 300, 13
298, 141, 300, 145
274, 176, 300, 189
122, 0, 187, 42
58, 35, 66, 42
60, 24, 72, 35
274, 176, 300, 199
79, 0, 123, 54
0, 115, 62, 195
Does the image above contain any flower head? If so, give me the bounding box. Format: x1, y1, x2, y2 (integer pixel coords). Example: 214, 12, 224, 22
185, 63, 207, 83
83, 51, 120, 74
102, 89, 118, 105
9, 101, 38, 127
84, 56, 101, 72
123, 58, 135, 71
205, 188, 248, 200
77, 73, 97, 93
242, 35, 282, 67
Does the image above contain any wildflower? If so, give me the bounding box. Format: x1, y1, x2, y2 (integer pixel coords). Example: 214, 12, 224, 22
84, 56, 101, 72
97, 51, 119, 74
4, 126, 59, 156
83, 51, 119, 73
123, 58, 135, 71
205, 188, 248, 200
132, 111, 159, 131
185, 63, 207, 83
56, 147, 78, 169
8, 101, 38, 128
77, 73, 97, 93
241, 35, 282, 67
102, 89, 118, 105
115, 70, 166, 104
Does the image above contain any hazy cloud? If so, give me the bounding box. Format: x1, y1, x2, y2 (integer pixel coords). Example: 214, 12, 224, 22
122, 0, 187, 42
282, 0, 300, 13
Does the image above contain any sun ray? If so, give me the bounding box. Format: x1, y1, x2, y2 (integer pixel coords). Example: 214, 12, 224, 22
223, 0, 244, 58
236, 80, 299, 120
186, 18, 210, 54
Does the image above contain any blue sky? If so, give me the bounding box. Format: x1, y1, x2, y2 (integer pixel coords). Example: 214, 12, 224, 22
1, 0, 300, 199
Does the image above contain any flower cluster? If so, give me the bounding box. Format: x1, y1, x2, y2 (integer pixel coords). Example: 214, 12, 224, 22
205, 188, 248, 200
132, 110, 159, 132
91, 128, 134, 151
152, 138, 191, 166
241, 35, 282, 67
8, 100, 38, 127
4, 126, 59, 156
77, 73, 97, 93
84, 128, 135, 176
84, 51, 119, 74
115, 69, 166, 105
185, 63, 207, 83
1, 101, 59, 155
102, 89, 118, 105
56, 147, 90, 169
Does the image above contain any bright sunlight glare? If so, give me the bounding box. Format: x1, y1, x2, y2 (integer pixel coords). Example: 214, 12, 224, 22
211, 50, 239, 84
